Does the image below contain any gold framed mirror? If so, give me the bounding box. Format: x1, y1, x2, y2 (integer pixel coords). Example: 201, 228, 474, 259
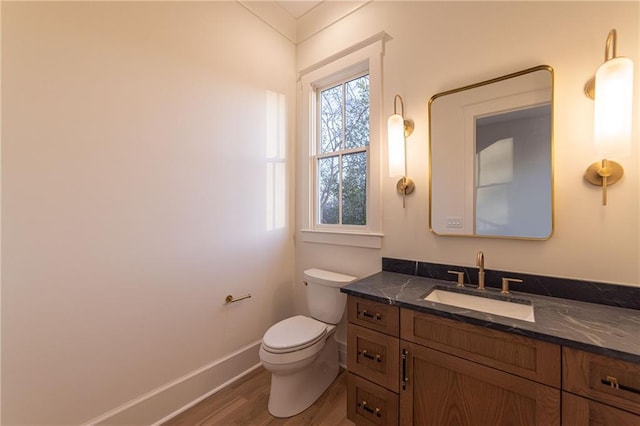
428, 65, 554, 239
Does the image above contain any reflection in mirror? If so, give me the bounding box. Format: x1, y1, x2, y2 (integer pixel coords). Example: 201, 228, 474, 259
429, 66, 553, 239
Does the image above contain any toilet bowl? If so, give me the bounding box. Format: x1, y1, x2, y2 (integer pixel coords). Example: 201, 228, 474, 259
259, 268, 356, 418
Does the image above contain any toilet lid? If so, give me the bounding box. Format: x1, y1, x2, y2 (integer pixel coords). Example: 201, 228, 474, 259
262, 315, 327, 352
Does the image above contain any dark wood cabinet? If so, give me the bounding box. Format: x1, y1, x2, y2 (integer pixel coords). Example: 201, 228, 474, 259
346, 296, 400, 426
399, 310, 561, 426
345, 295, 639, 426
399, 341, 560, 425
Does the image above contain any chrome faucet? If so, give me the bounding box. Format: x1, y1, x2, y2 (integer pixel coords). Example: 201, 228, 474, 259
476, 251, 485, 290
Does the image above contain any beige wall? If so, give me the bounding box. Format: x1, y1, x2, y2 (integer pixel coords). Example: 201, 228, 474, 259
295, 1, 640, 322
3, 1, 639, 424
1, 2, 295, 424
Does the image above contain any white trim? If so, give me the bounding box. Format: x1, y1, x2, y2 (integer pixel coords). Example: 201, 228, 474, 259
298, 31, 388, 79
296, 1, 373, 44
237, 1, 297, 43
300, 34, 385, 247
300, 229, 383, 249
238, 1, 372, 45
152, 364, 262, 426
83, 340, 262, 425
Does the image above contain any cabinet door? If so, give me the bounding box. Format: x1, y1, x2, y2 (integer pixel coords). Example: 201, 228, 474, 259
399, 341, 560, 426
563, 391, 639, 425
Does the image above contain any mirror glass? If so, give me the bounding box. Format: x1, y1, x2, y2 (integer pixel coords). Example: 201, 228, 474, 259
429, 66, 553, 239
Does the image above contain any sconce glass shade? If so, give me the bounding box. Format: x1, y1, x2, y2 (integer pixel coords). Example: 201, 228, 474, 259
594, 56, 634, 157
388, 113, 405, 178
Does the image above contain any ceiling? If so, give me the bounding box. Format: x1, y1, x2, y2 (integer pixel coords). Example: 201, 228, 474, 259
276, 1, 323, 19
241, 1, 368, 44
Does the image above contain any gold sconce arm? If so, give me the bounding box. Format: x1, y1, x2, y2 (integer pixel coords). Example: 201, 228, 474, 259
396, 176, 415, 208
584, 29, 619, 99
584, 159, 624, 206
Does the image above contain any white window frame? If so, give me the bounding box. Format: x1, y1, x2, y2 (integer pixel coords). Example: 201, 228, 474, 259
299, 34, 384, 248
315, 72, 370, 229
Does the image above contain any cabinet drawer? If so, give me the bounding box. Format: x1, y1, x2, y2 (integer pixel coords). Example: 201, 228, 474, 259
347, 372, 398, 426
563, 347, 640, 415
348, 296, 399, 336
562, 391, 639, 425
400, 309, 561, 387
348, 323, 400, 392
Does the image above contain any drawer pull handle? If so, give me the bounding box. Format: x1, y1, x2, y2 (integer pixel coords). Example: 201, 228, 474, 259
601, 376, 640, 395
606, 376, 620, 390
359, 309, 382, 320
359, 350, 382, 363
358, 401, 381, 417
401, 348, 409, 390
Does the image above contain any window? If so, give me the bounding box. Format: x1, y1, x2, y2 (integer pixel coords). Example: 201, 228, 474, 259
316, 74, 369, 227
476, 137, 514, 233
299, 35, 384, 248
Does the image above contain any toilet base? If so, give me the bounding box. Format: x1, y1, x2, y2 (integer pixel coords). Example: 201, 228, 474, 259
266, 337, 339, 418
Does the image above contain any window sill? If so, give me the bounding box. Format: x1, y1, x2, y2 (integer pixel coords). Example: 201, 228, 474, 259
299, 229, 383, 249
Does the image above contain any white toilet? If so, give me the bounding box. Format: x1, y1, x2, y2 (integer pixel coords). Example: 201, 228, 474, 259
259, 268, 356, 418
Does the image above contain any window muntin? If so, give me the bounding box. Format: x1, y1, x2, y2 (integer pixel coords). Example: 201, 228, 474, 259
315, 73, 370, 227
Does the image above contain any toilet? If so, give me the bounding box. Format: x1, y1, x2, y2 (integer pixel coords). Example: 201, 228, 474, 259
259, 268, 356, 418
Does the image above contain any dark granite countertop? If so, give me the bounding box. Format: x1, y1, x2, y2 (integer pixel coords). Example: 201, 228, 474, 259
341, 271, 640, 364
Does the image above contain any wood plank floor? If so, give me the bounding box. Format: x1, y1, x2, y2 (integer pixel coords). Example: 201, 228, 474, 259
163, 367, 354, 425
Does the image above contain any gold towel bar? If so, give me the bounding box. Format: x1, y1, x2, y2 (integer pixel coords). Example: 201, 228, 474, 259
225, 294, 252, 303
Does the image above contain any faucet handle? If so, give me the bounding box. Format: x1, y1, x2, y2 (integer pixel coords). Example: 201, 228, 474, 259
501, 277, 523, 294
447, 270, 465, 287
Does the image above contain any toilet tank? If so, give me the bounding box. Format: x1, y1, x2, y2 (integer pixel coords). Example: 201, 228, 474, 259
304, 268, 357, 324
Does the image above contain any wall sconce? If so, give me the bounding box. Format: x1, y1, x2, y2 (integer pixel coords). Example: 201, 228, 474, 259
388, 94, 415, 208
584, 29, 634, 206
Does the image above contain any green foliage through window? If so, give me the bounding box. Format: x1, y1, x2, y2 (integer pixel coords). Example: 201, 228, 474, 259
317, 74, 369, 226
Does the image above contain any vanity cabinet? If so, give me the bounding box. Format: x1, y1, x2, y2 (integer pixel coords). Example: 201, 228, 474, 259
562, 347, 640, 424
345, 295, 640, 425
346, 296, 400, 425
399, 310, 561, 425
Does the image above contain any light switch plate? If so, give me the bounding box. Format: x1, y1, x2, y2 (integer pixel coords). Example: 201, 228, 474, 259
446, 217, 463, 228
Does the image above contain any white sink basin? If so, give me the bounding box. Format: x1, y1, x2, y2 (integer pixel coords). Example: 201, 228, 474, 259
424, 289, 535, 323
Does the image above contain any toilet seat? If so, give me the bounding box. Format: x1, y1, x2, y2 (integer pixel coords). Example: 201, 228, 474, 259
262, 315, 327, 354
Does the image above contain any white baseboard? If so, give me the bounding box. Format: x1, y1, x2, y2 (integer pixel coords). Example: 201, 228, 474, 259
83, 340, 262, 426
